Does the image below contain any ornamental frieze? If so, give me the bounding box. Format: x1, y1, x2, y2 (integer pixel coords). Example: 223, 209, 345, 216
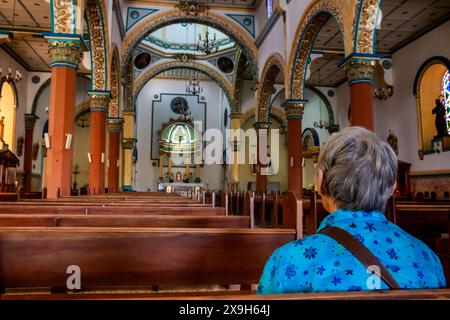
285, 100, 306, 120
89, 91, 111, 112
107, 118, 124, 133
86, 0, 106, 91
121, 9, 259, 84
343, 58, 377, 83
356, 0, 381, 54
53, 0, 74, 34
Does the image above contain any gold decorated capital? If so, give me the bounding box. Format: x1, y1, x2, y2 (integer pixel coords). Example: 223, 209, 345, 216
254, 122, 270, 130
24, 114, 38, 130
122, 138, 136, 150
89, 91, 111, 113
342, 56, 378, 85
107, 118, 123, 133
47, 39, 83, 69
285, 100, 306, 120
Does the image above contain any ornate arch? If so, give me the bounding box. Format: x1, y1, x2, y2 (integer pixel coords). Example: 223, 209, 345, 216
354, 0, 382, 54
133, 60, 234, 109
109, 46, 121, 118
288, 0, 350, 100
85, 0, 110, 91
50, 0, 109, 91
231, 49, 248, 114
121, 9, 259, 82
258, 53, 286, 123
305, 85, 335, 125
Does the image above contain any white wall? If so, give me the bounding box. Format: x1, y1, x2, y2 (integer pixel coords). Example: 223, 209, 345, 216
135, 78, 229, 191
374, 21, 450, 172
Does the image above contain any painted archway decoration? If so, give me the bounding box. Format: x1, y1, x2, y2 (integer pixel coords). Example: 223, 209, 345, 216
232, 49, 248, 113
354, 0, 382, 54
50, 0, 109, 92
288, 0, 351, 100
133, 60, 234, 109
121, 9, 259, 83
109, 46, 121, 118
258, 53, 286, 124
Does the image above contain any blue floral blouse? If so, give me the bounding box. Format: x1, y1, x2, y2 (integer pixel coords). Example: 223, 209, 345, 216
257, 210, 447, 294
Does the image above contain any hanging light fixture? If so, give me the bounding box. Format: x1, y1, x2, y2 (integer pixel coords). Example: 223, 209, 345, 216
186, 23, 203, 96
0, 0, 23, 86
195, 0, 219, 55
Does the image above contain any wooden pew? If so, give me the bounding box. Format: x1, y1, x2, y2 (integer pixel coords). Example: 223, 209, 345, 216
0, 205, 226, 216
0, 227, 295, 291
3, 289, 450, 300
0, 214, 250, 228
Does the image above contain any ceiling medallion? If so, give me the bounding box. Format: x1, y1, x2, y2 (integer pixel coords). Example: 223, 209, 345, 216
177, 1, 208, 16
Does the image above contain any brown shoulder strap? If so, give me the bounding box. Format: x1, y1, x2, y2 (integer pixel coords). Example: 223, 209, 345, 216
320, 226, 400, 290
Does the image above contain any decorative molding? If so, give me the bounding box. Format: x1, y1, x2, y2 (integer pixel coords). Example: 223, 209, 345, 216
122, 138, 137, 149
226, 14, 255, 38
107, 118, 124, 133
341, 55, 378, 85
113, 0, 126, 40
89, 91, 111, 112
176, 1, 208, 16
126, 7, 159, 31
24, 114, 39, 130
285, 99, 306, 120
133, 60, 233, 111
121, 9, 259, 83
46, 38, 84, 69
109, 47, 121, 118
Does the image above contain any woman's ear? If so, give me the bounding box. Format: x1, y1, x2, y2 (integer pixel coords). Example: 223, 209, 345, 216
390, 182, 398, 197
315, 168, 324, 196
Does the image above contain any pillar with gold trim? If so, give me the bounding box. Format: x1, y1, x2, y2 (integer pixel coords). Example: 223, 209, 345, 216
255, 122, 270, 195
121, 110, 136, 191
285, 99, 305, 196
43, 35, 84, 198
107, 118, 123, 193
230, 112, 242, 189
341, 54, 379, 131
88, 91, 110, 195
23, 113, 38, 192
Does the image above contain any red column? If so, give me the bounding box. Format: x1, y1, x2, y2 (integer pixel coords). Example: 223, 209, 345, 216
107, 118, 122, 193
45, 66, 78, 198
286, 100, 305, 196
343, 56, 377, 131
23, 114, 37, 192
88, 92, 110, 195
255, 122, 269, 195
44, 38, 83, 199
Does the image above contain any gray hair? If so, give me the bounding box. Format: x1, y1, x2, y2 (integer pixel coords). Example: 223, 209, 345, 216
317, 127, 398, 213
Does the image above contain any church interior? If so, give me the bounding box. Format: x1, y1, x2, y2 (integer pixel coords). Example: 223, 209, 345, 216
0, 0, 449, 300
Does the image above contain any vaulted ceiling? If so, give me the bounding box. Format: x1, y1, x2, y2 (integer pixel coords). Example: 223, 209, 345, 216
309, 0, 450, 87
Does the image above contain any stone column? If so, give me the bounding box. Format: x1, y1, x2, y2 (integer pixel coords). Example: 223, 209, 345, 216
44, 37, 83, 198
255, 122, 270, 195
88, 91, 110, 195
230, 112, 242, 187
285, 100, 306, 196
23, 114, 38, 192
121, 111, 135, 191
107, 118, 123, 193
342, 55, 378, 131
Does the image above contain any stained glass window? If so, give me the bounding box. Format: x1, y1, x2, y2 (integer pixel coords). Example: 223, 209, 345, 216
443, 70, 450, 134
267, 0, 273, 19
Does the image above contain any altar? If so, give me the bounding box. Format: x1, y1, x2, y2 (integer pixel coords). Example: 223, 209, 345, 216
157, 182, 204, 193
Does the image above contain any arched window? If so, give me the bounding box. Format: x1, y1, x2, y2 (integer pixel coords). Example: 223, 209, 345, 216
267, 0, 273, 19
442, 70, 450, 135
0, 81, 17, 151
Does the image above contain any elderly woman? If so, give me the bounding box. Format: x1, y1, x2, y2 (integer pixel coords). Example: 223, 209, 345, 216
257, 127, 446, 294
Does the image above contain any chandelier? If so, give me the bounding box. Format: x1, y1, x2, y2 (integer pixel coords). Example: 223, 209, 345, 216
196, 30, 219, 55
186, 78, 203, 96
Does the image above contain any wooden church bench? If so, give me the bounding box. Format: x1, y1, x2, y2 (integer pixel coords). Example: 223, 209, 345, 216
0, 214, 250, 228
0, 205, 226, 216
0, 227, 295, 292
3, 289, 450, 300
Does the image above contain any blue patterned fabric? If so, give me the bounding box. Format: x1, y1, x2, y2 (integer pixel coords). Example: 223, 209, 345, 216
257, 210, 447, 294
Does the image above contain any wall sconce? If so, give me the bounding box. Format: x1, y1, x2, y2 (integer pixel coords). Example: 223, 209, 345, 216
374, 86, 394, 101
65, 133, 72, 150
44, 133, 51, 149
88, 153, 92, 163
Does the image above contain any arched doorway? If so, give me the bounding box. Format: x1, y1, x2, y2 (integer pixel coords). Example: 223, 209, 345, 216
0, 81, 18, 151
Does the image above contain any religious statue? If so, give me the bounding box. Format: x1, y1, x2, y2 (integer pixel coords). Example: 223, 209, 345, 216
432, 97, 449, 138
32, 142, 40, 161
16, 136, 24, 157
387, 130, 399, 156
